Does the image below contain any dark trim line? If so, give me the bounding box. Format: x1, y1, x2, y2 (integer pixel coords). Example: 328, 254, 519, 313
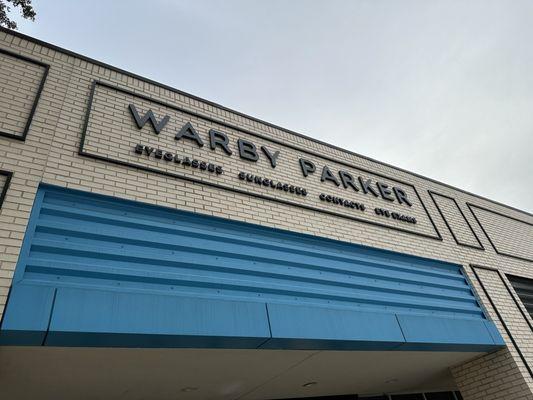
428, 191, 484, 250
0, 170, 14, 331
467, 203, 533, 263
1, 27, 531, 219
470, 264, 533, 378
0, 47, 49, 141
0, 170, 13, 209
470, 264, 498, 272
79, 80, 442, 241
504, 273, 533, 332
458, 266, 490, 320
41, 288, 58, 346
0, 284, 12, 330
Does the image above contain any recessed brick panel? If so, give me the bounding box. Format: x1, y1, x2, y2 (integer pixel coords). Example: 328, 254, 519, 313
0, 50, 47, 140
473, 268, 533, 368
82, 82, 440, 239
429, 192, 483, 249
469, 205, 533, 262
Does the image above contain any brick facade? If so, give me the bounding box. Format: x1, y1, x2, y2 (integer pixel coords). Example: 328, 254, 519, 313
0, 28, 532, 399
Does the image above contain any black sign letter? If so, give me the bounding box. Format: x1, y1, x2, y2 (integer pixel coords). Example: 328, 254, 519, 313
129, 104, 170, 134
321, 166, 340, 186
299, 158, 316, 177
134, 144, 144, 154
175, 122, 204, 147
238, 139, 259, 162
209, 129, 232, 155
393, 187, 412, 207
358, 177, 379, 197
338, 171, 359, 192
261, 146, 280, 168
376, 182, 394, 202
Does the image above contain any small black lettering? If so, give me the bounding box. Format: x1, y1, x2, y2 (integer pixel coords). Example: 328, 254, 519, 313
144, 146, 155, 156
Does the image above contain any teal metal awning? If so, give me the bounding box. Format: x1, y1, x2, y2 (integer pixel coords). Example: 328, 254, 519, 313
1, 184, 504, 352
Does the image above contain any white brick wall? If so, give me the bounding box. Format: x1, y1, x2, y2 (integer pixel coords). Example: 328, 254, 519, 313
471, 205, 533, 261
0, 28, 532, 399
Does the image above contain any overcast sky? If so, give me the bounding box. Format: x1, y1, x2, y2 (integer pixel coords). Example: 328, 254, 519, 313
11, 0, 533, 212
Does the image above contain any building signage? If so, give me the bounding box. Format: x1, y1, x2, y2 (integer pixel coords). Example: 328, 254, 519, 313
130, 104, 412, 207
79, 81, 442, 240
